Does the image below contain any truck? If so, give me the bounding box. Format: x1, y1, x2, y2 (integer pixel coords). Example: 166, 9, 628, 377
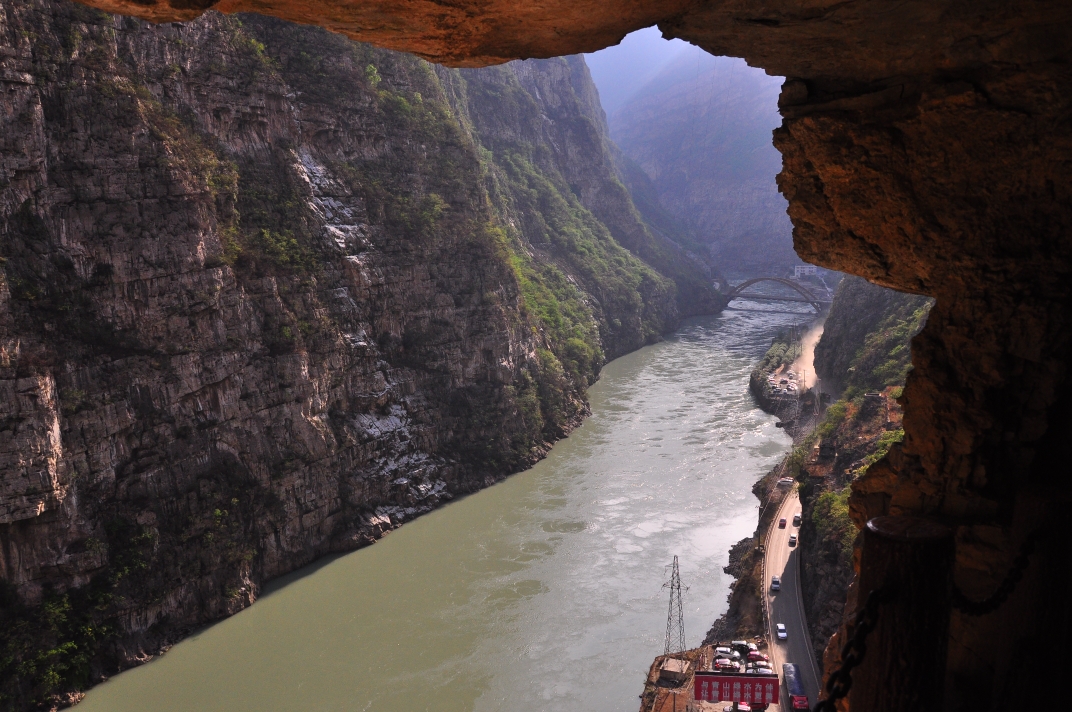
782, 663, 809, 710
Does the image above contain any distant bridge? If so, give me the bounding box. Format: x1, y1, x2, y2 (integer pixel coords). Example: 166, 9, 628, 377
720, 278, 832, 313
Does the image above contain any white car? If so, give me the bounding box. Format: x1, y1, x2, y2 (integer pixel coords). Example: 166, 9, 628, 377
771, 575, 781, 591
776, 623, 787, 640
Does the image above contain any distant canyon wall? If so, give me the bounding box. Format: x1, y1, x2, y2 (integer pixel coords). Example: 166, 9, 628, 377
609, 53, 797, 277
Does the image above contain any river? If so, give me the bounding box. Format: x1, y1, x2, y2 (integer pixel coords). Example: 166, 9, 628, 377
77, 306, 813, 712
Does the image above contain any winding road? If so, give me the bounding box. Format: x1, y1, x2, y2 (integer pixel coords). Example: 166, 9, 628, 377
763, 489, 822, 709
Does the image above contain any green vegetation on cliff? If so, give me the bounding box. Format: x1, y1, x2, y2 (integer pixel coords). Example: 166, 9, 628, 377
811, 487, 854, 567
814, 276, 934, 393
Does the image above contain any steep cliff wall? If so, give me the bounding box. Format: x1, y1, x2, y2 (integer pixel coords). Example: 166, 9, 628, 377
795, 280, 931, 663
0, 4, 718, 707
814, 277, 933, 396
454, 56, 724, 354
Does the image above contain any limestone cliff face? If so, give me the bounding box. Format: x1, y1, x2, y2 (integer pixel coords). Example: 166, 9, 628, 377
0, 4, 715, 706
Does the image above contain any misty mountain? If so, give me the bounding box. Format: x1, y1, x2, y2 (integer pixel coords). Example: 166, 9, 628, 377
583, 27, 689, 116
607, 51, 799, 277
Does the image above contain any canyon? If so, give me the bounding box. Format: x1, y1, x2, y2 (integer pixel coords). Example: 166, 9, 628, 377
78, 2, 1069, 709
4, 0, 1072, 709
0, 3, 721, 706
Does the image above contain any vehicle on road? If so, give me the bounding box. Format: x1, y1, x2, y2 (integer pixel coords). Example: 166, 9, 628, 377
776, 623, 787, 640
782, 663, 810, 710
715, 646, 740, 660
788, 534, 797, 546
779, 517, 787, 528
730, 640, 751, 655
770, 575, 781, 591
777, 477, 795, 488
793, 513, 802, 526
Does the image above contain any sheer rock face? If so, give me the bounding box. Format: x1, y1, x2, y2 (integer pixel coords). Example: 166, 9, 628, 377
17, 0, 1072, 707
0, 3, 543, 618
0, 4, 713, 694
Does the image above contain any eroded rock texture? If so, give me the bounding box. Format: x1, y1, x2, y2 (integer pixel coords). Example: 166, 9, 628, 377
23, 0, 1072, 708
0, 3, 721, 705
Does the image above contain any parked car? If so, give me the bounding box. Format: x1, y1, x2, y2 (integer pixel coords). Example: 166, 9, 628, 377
748, 651, 770, 662
731, 640, 751, 655
793, 513, 802, 526
770, 575, 781, 591
777, 477, 795, 488
747, 643, 758, 652
715, 646, 740, 660
723, 704, 751, 712
779, 517, 787, 528
754, 660, 772, 669
776, 623, 788, 640
789, 534, 797, 546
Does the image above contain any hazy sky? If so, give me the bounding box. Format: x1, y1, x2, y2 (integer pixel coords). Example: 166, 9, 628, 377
584, 27, 690, 116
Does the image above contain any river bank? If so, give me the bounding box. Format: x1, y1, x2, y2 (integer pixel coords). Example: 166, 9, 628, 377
74, 310, 805, 712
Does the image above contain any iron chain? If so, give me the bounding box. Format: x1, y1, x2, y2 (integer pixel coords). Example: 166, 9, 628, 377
812, 585, 894, 712
809, 527, 1043, 711
951, 527, 1045, 616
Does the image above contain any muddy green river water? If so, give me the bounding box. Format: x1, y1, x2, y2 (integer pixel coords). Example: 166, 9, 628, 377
78, 308, 811, 712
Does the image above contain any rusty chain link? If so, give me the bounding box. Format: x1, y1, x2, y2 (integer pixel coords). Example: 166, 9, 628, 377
951, 527, 1045, 616
812, 585, 895, 712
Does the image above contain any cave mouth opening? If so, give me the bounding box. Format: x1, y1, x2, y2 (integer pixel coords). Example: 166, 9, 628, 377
18, 2, 1072, 710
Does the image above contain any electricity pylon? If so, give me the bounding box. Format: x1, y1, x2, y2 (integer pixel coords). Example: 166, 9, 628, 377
663, 555, 687, 655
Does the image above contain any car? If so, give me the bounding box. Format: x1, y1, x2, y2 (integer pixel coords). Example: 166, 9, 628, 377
748, 651, 770, 662
779, 517, 787, 528
754, 660, 772, 669
723, 704, 751, 712
793, 513, 802, 526
776, 623, 787, 640
777, 477, 795, 488
780, 378, 789, 384
788, 534, 797, 546
747, 643, 758, 652
770, 575, 781, 591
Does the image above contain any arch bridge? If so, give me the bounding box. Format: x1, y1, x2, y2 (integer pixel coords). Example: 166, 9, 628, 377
721, 278, 832, 313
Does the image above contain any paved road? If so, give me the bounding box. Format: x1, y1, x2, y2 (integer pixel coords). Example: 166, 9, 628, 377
764, 489, 822, 709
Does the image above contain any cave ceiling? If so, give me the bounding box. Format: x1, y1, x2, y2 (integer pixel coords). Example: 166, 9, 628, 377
78, 0, 1072, 79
